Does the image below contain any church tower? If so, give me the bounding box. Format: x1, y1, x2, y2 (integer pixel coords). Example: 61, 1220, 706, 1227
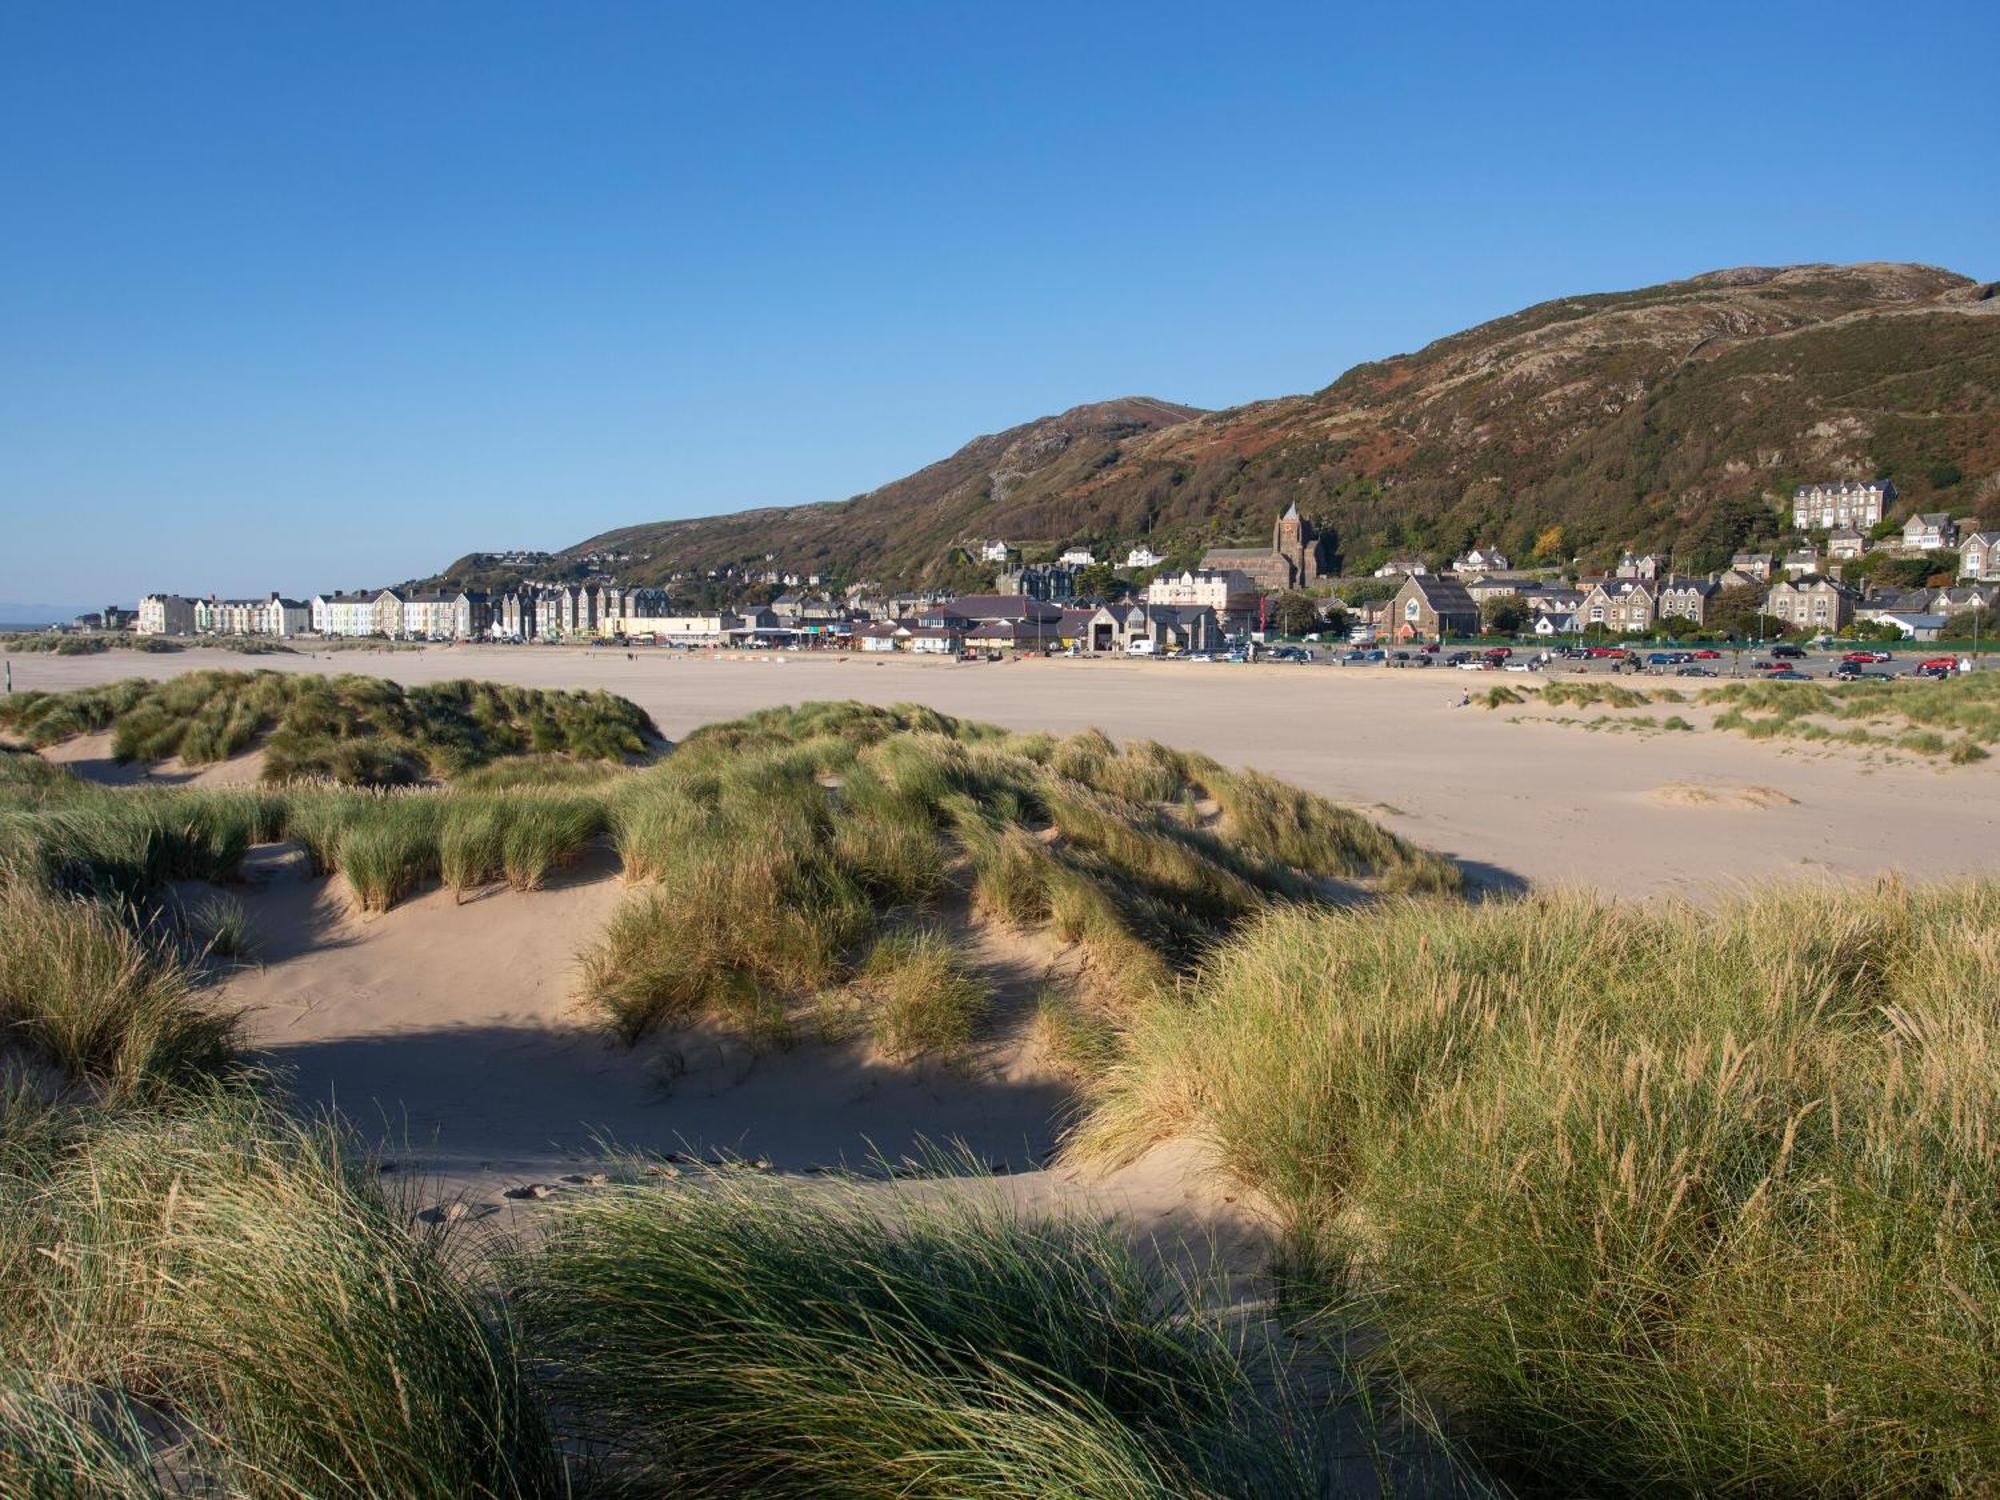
1273, 502, 1315, 587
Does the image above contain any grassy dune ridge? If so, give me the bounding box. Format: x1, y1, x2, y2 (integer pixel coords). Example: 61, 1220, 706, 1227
0, 669, 658, 783
578, 702, 1458, 1043
1703, 671, 1998, 761
1075, 884, 2000, 1493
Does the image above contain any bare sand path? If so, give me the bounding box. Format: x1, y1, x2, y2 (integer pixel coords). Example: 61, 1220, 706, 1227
213, 845, 1096, 1212
16, 645, 1999, 897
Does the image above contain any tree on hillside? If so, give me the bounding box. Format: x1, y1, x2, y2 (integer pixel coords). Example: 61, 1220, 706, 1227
1940, 608, 1989, 642
1481, 594, 1531, 635
1338, 578, 1399, 606
1683, 495, 1778, 575
1271, 592, 1322, 637
1074, 563, 1120, 599
1531, 525, 1567, 565
1705, 585, 1782, 640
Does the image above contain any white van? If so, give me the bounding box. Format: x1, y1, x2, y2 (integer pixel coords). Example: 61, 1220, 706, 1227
1125, 638, 1156, 656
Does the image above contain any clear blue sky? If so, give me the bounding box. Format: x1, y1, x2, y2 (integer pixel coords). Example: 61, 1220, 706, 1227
2, 0, 1994, 608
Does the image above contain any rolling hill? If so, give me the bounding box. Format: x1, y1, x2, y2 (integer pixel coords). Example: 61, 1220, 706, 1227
445, 263, 2000, 591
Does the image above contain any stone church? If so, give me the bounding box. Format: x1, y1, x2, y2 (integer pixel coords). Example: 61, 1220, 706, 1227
1197, 503, 1332, 592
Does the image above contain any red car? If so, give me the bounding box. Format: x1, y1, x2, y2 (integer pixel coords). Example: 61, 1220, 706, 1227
1693, 648, 1722, 659
1484, 646, 1513, 659
1586, 645, 1625, 658
1844, 649, 1892, 664
1918, 657, 1961, 674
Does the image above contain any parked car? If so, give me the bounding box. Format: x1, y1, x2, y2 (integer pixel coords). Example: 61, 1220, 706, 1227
1645, 652, 1675, 667
1916, 657, 1961, 679
1675, 666, 1717, 677
1502, 658, 1540, 673
1456, 657, 1495, 671
1834, 665, 1889, 680
1767, 669, 1812, 681
1484, 646, 1513, 660
1843, 649, 1893, 664
1184, 652, 1213, 663
1770, 643, 1806, 660
1692, 648, 1722, 659
1586, 645, 1624, 658
1418, 642, 1441, 655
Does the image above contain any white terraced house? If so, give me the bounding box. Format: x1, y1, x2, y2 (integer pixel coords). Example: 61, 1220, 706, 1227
1794, 480, 1893, 530
137, 593, 196, 636
257, 596, 310, 637
1143, 568, 1260, 617
314, 592, 380, 637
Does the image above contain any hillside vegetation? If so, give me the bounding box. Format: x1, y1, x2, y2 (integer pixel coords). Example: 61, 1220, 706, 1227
517, 263, 1997, 589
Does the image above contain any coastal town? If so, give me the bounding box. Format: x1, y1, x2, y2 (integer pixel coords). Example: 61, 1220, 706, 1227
63, 485, 1993, 664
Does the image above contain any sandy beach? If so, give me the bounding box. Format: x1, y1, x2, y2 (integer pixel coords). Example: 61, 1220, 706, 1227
12, 643, 1997, 897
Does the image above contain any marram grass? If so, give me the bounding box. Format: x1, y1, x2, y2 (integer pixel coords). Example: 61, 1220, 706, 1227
507, 1163, 1321, 1498
1076, 880, 2000, 1495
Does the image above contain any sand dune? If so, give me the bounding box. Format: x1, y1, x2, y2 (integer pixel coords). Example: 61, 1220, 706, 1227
32, 729, 268, 788
209, 842, 1210, 1239
1647, 781, 1800, 810
15, 645, 1995, 898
